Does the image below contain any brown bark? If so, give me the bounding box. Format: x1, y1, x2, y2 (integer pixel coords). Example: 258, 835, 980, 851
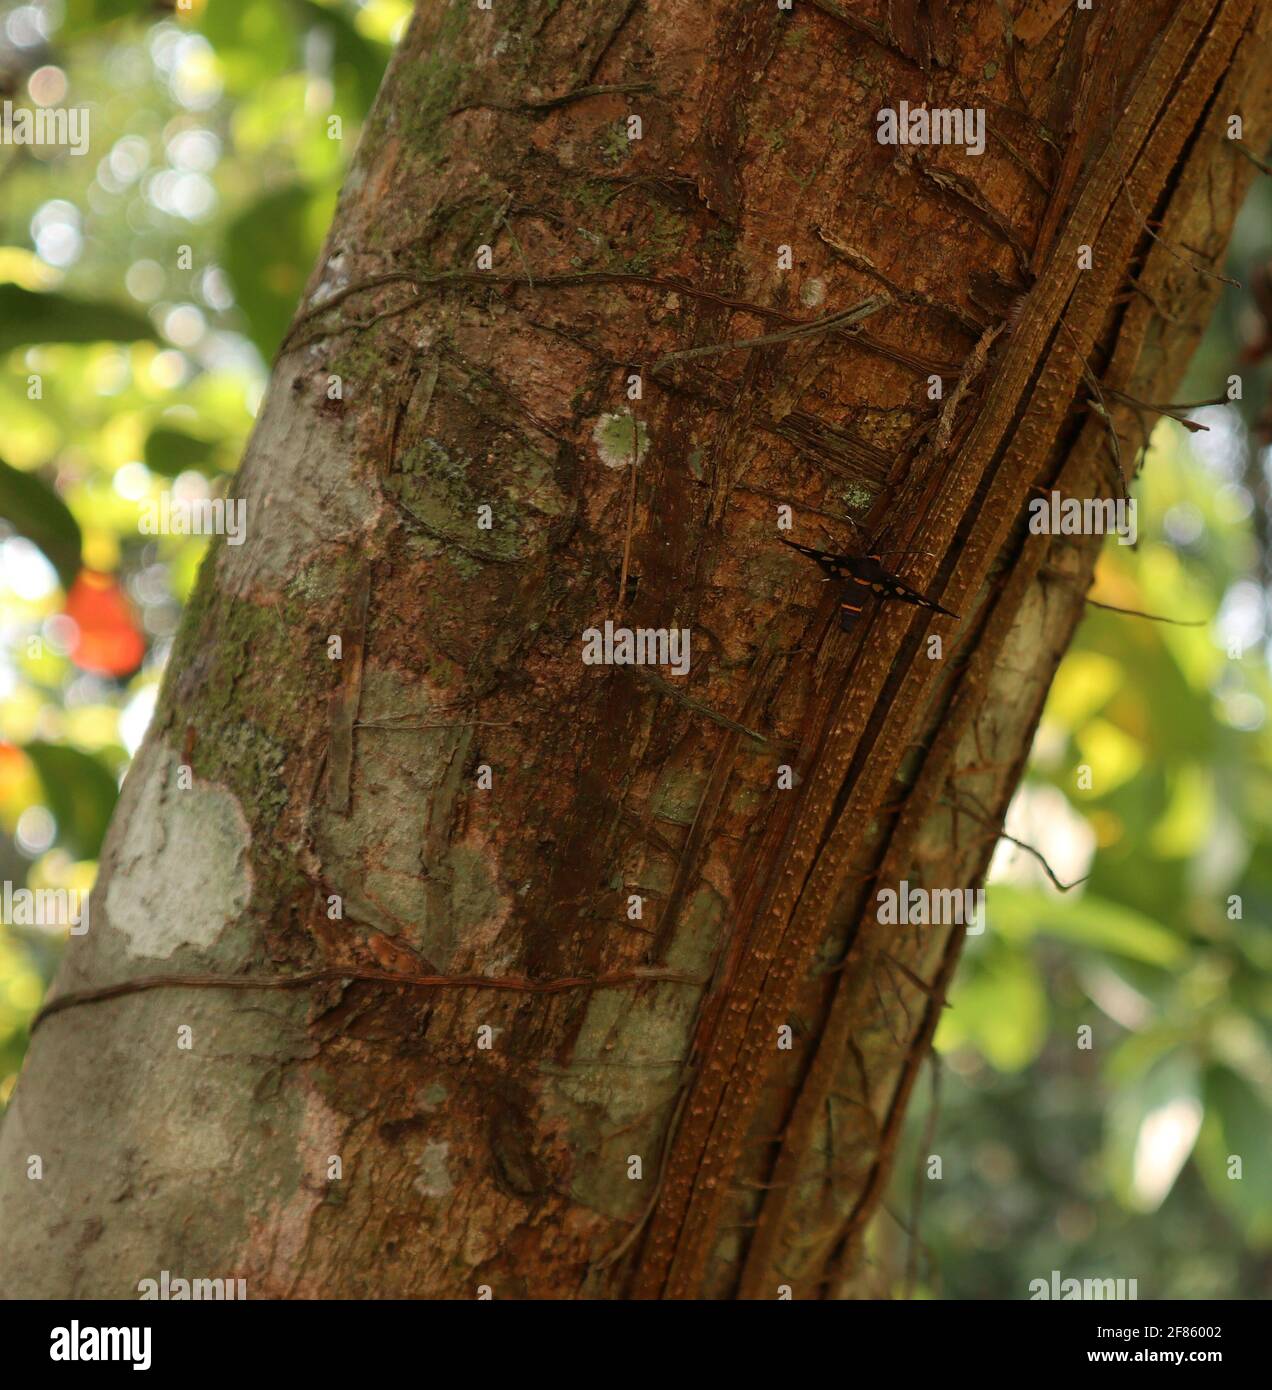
1, 0, 1268, 1299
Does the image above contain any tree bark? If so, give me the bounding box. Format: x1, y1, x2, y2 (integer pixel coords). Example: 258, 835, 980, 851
1, 0, 1268, 1299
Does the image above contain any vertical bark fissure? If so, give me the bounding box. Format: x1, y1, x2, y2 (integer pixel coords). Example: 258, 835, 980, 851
632, 0, 1258, 1297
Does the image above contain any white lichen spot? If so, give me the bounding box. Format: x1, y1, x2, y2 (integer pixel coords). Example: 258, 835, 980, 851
306, 251, 349, 310
414, 1141, 453, 1198
592, 411, 650, 469
800, 278, 827, 308
105, 746, 252, 959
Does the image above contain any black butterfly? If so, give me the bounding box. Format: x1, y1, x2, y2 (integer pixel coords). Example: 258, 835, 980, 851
779, 536, 960, 631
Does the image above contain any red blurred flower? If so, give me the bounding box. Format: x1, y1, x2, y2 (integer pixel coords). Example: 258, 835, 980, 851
64, 570, 145, 678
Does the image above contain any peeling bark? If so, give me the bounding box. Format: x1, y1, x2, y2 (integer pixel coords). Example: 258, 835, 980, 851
1, 0, 1269, 1299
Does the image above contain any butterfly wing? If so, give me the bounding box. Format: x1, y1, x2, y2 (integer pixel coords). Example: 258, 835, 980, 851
780, 538, 960, 625
838, 593, 867, 630
859, 554, 960, 619
777, 535, 852, 581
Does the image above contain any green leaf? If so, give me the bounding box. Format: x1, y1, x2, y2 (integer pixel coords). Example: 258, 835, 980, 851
988, 884, 1188, 967
22, 742, 119, 860
936, 937, 1048, 1071
223, 186, 320, 358
1106, 1023, 1197, 1085
0, 285, 159, 355
0, 456, 81, 589
1106, 1049, 1202, 1212
144, 427, 220, 478
1194, 1066, 1272, 1244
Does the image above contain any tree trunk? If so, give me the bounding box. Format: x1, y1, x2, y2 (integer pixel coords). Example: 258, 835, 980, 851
2, 0, 1268, 1299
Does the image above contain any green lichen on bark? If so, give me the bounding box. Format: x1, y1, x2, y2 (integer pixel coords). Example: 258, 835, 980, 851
380, 2, 470, 162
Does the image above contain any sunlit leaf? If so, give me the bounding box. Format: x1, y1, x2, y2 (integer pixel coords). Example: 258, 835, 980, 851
1044, 651, 1122, 730
1075, 718, 1144, 795
1106, 1050, 1202, 1212
987, 885, 1187, 966
936, 937, 1048, 1071
1150, 763, 1214, 858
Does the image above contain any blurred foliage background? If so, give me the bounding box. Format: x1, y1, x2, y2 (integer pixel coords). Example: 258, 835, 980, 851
0, 0, 1269, 1300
